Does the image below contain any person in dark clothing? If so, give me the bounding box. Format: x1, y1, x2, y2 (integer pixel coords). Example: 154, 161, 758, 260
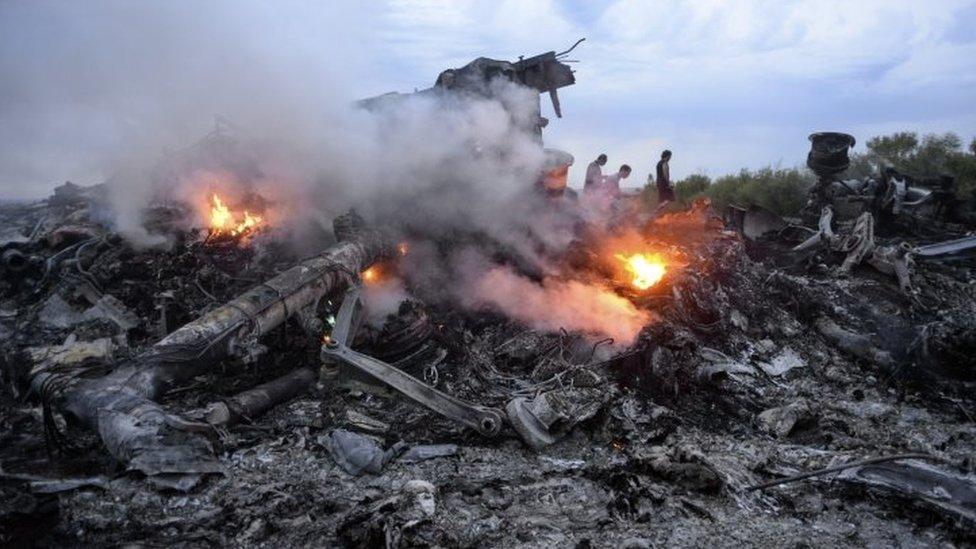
655, 150, 674, 204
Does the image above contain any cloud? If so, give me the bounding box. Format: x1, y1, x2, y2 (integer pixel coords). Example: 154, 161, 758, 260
552, 0, 976, 181
1, 0, 974, 198
590, 0, 976, 90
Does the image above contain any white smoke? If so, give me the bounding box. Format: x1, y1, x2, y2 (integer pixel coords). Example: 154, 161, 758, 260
464, 266, 653, 345
0, 2, 656, 342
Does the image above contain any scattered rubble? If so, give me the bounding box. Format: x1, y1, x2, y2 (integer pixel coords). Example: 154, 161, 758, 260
324, 429, 405, 476
756, 399, 818, 438
3, 173, 973, 546
2, 62, 975, 548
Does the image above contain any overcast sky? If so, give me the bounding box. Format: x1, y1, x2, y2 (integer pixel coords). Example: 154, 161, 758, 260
2, 0, 975, 198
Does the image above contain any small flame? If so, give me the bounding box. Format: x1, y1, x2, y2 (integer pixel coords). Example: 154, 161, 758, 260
210, 194, 232, 231
397, 242, 409, 256
233, 210, 263, 236
615, 252, 667, 290
361, 266, 379, 283
209, 193, 264, 237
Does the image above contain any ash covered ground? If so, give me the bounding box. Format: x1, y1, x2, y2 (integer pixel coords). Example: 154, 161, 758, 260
0, 32, 975, 548
1, 177, 975, 548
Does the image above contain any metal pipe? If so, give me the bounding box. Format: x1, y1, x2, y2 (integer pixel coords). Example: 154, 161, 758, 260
204, 368, 317, 427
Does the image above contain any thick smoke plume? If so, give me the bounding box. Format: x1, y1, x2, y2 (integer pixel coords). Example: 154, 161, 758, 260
465, 266, 653, 345
0, 2, 653, 342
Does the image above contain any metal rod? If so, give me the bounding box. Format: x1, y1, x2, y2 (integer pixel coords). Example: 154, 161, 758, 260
746, 453, 944, 492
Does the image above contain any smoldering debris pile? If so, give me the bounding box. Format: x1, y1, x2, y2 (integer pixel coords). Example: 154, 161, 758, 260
2, 48, 976, 546
1, 173, 975, 547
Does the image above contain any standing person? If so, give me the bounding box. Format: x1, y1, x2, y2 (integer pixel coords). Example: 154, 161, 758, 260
656, 150, 674, 205
584, 154, 608, 194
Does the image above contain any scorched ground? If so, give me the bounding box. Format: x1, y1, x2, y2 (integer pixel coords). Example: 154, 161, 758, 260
1, 181, 975, 547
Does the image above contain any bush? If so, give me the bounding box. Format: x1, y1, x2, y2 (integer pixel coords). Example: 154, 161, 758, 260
849, 131, 976, 204
948, 152, 976, 207
640, 178, 659, 209
639, 173, 713, 210
704, 167, 814, 216
674, 174, 711, 205
638, 167, 814, 217
636, 131, 976, 218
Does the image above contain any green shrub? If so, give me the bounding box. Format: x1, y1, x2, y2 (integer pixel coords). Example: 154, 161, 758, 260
674, 174, 711, 205
637, 131, 976, 217
849, 131, 976, 203
640, 178, 659, 209
704, 167, 814, 216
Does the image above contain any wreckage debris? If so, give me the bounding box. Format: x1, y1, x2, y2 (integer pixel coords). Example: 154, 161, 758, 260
746, 452, 944, 491
756, 399, 818, 439
1, 73, 975, 548
203, 367, 317, 428
321, 287, 506, 437
2, 175, 973, 546
793, 206, 914, 292
324, 429, 405, 476
398, 444, 458, 463
835, 459, 976, 528
27, 212, 394, 490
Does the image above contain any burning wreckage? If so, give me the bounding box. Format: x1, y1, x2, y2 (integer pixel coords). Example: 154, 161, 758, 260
2, 46, 976, 547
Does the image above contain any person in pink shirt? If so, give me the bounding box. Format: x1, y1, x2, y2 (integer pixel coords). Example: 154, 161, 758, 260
601, 164, 632, 197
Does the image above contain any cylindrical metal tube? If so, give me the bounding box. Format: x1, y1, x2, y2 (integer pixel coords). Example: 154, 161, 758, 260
205, 367, 316, 427
154, 228, 392, 355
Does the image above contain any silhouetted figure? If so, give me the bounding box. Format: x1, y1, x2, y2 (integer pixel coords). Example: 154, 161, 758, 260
656, 150, 674, 204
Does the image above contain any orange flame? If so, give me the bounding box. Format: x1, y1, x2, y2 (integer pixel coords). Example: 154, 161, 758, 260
233, 210, 263, 236
615, 252, 667, 290
209, 193, 264, 237
210, 194, 233, 231
361, 265, 380, 283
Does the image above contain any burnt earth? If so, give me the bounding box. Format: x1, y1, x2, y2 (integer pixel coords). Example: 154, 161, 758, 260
1, 190, 975, 547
